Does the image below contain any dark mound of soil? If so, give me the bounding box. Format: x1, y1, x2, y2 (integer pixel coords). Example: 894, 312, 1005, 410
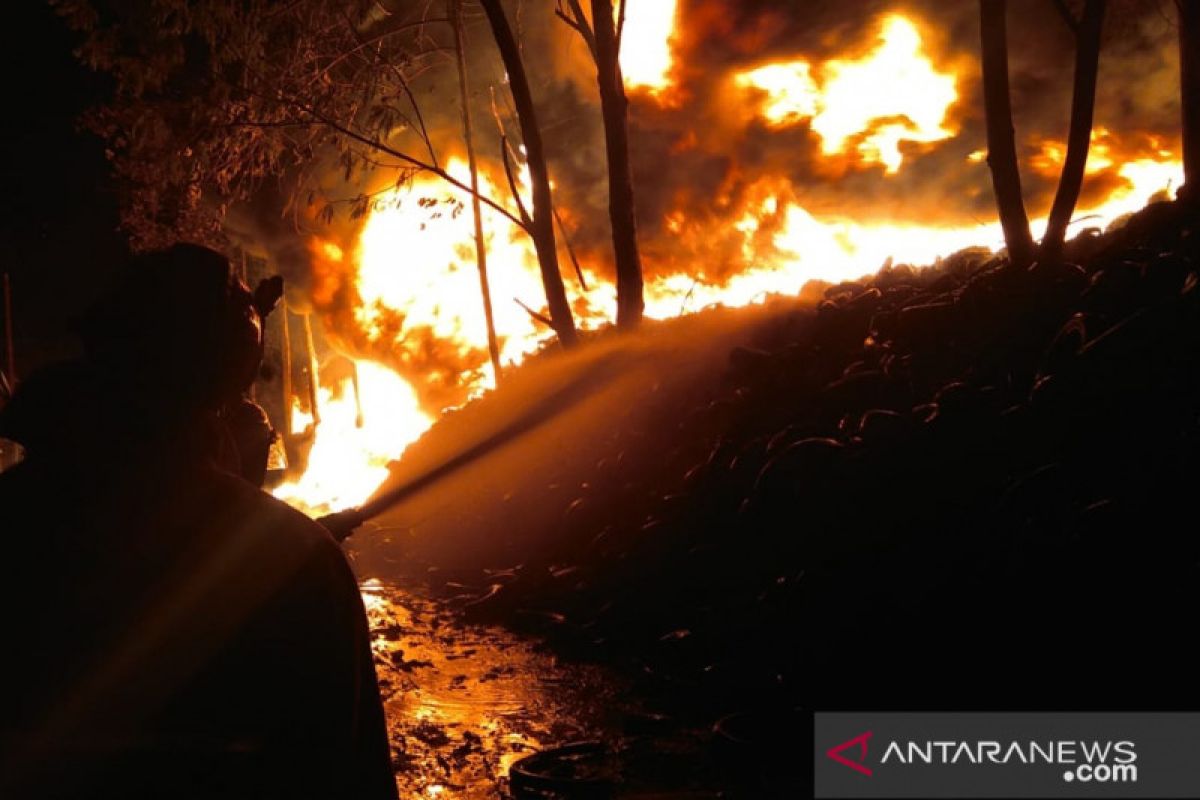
390, 198, 1200, 718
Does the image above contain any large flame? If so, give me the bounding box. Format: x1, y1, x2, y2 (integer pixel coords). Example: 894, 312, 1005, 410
275, 155, 1179, 517
273, 360, 431, 514
273, 161, 585, 516
736, 15, 959, 173
638, 152, 1181, 320
620, 0, 679, 93
353, 162, 561, 371
273, 9, 1184, 518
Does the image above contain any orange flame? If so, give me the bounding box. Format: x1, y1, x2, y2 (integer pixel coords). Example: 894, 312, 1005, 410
737, 15, 959, 173
273, 10, 1184, 517
273, 361, 431, 515
620, 0, 679, 93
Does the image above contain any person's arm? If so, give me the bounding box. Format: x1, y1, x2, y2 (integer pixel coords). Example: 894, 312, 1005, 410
317, 508, 366, 543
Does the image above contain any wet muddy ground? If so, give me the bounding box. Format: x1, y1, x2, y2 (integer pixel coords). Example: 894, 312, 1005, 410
360, 580, 779, 799
361, 579, 819, 799
361, 580, 634, 798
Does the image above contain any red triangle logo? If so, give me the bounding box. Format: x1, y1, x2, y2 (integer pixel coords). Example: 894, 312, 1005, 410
826, 730, 873, 776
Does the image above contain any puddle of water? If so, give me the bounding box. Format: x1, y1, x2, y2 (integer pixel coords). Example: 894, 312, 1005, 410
361, 580, 627, 798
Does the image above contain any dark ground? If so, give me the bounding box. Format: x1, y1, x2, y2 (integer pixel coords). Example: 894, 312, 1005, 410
361, 581, 640, 799
363, 197, 1200, 796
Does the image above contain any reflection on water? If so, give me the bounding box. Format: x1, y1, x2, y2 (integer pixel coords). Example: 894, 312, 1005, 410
360, 580, 624, 798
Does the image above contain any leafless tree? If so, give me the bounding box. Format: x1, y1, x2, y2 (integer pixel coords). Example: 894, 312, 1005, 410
558, 0, 646, 328
980, 0, 1038, 267
1041, 0, 1107, 261
478, 0, 578, 345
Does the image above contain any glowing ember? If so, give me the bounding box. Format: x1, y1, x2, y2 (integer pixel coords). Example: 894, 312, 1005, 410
737, 15, 959, 172
620, 0, 678, 93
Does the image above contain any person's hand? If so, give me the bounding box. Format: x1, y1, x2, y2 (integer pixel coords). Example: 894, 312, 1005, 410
317, 508, 365, 542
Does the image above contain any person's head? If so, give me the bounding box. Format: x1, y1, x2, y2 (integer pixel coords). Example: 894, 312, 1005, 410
1, 244, 283, 462
76, 244, 270, 415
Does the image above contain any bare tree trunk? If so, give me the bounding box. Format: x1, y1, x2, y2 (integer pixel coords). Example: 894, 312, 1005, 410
1041, 0, 1106, 261
450, 0, 504, 382
240, 251, 257, 401
280, 305, 293, 437
980, 0, 1036, 268
591, 0, 644, 328
1181, 0, 1200, 200
302, 312, 321, 426
350, 359, 364, 429
2, 273, 14, 391
478, 0, 578, 346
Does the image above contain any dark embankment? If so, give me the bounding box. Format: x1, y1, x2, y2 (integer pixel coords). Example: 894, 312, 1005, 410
355, 197, 1199, 716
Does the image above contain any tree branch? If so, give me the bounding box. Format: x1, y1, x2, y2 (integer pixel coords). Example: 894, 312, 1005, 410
223, 119, 315, 130
500, 134, 533, 227
556, 0, 597, 59
514, 297, 553, 327
553, 205, 589, 291
1050, 0, 1080, 33
336, 7, 440, 170
315, 18, 449, 80
274, 91, 528, 231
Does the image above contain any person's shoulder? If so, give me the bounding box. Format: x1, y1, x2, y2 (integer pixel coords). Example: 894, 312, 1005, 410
204, 467, 340, 551
0, 461, 56, 510
0, 462, 29, 509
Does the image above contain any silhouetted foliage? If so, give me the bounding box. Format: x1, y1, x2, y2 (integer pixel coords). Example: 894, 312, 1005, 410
52, 0, 461, 249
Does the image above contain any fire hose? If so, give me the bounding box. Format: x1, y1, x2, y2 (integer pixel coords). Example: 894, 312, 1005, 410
315, 353, 623, 542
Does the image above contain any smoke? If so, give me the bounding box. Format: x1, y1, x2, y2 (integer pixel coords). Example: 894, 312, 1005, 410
529, 0, 1182, 281
227, 0, 1183, 413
